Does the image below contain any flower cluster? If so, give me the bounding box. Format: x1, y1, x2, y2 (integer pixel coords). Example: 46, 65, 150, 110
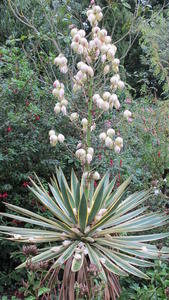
71, 28, 88, 56
49, 130, 65, 147
93, 92, 120, 111
83, 170, 100, 181
110, 74, 125, 91
73, 62, 94, 91
54, 53, 68, 74
87, 5, 103, 27
75, 147, 94, 165
49, 3, 131, 168
99, 129, 123, 153
52, 80, 67, 115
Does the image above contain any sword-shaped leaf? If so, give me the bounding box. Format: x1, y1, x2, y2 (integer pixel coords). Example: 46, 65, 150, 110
78, 193, 88, 232
59, 175, 76, 223
86, 243, 107, 282
94, 248, 127, 277
71, 253, 84, 272
52, 241, 78, 268
71, 169, 80, 209
88, 173, 108, 224
29, 184, 72, 225
16, 246, 65, 269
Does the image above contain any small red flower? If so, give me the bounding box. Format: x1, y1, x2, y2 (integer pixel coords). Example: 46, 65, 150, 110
94, 181, 97, 188
41, 206, 46, 212
118, 173, 121, 181
2, 192, 8, 198
23, 181, 29, 187
35, 115, 40, 121
120, 159, 122, 167
12, 220, 18, 226
125, 98, 132, 104
99, 154, 102, 160
110, 159, 113, 167
25, 101, 30, 106
7, 126, 12, 133
158, 151, 161, 158
116, 181, 120, 187
0, 194, 3, 198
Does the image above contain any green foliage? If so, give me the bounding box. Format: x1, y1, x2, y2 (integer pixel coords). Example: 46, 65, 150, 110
138, 9, 169, 98
120, 261, 169, 300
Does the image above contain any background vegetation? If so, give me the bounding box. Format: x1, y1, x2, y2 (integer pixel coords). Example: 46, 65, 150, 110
0, 0, 168, 298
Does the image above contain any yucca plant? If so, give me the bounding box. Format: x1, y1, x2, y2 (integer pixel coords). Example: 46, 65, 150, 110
2, 2, 169, 299
0, 168, 169, 299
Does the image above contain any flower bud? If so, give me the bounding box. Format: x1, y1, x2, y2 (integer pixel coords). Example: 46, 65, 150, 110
54, 104, 61, 114
61, 105, 67, 115
103, 65, 110, 75
71, 28, 78, 37
88, 13, 95, 24
76, 148, 86, 159
105, 36, 111, 44
115, 137, 123, 147
105, 136, 113, 149
53, 80, 60, 88
50, 135, 58, 146
79, 29, 86, 37
112, 58, 120, 66
107, 128, 115, 138
87, 66, 94, 77
110, 75, 119, 85
101, 45, 108, 54
114, 145, 121, 154
70, 112, 79, 121
97, 11, 103, 21
93, 171, 100, 180
76, 142, 82, 149
101, 101, 109, 111
71, 42, 78, 51
118, 80, 125, 89
93, 94, 100, 103
88, 147, 94, 156
58, 88, 64, 100
58, 134, 65, 143
103, 92, 111, 101
114, 100, 120, 110
52, 88, 59, 97
49, 130, 55, 136
96, 97, 104, 108
86, 153, 93, 164
100, 29, 107, 37
109, 94, 118, 103
60, 66, 68, 74
123, 110, 132, 119
77, 45, 84, 55
91, 123, 96, 131
99, 132, 107, 141
81, 118, 88, 127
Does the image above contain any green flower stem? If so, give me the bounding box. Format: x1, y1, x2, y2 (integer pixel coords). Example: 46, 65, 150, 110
85, 78, 93, 175
87, 78, 93, 148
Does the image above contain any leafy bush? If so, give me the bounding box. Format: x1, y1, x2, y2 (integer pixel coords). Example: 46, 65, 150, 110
120, 261, 169, 300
